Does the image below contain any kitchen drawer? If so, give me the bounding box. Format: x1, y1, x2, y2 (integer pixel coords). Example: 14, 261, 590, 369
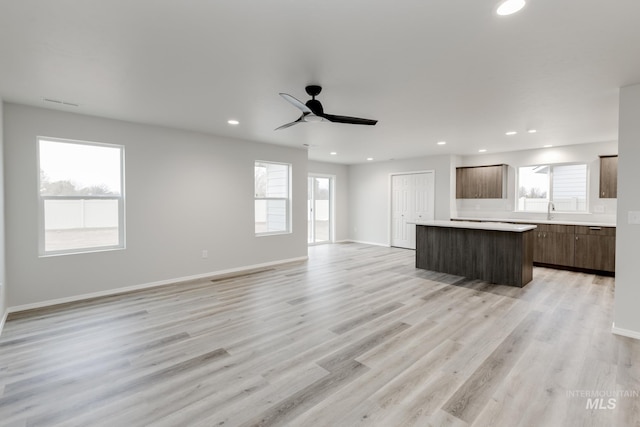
535, 224, 575, 234
574, 226, 616, 236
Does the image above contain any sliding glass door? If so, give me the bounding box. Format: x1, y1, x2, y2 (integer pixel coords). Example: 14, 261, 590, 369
308, 176, 333, 244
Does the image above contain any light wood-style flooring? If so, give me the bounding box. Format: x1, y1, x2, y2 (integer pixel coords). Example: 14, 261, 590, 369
1, 243, 639, 426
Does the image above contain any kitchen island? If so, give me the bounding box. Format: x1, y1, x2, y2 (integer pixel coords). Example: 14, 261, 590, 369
414, 220, 537, 287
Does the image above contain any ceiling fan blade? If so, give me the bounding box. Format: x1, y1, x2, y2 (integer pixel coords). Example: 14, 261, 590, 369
275, 115, 305, 130
279, 93, 312, 114
322, 113, 378, 126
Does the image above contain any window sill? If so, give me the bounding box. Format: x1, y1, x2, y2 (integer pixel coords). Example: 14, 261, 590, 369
39, 246, 125, 258
255, 231, 291, 237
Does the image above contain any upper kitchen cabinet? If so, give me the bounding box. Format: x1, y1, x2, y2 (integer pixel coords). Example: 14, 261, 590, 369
456, 164, 508, 199
599, 155, 618, 199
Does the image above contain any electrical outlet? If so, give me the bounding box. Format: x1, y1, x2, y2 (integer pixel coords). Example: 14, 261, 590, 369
628, 211, 640, 225
202, 250, 208, 259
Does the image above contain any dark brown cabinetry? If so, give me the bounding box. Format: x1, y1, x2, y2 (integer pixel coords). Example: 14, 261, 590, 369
531, 223, 615, 273
416, 225, 534, 287
573, 226, 616, 272
456, 164, 508, 199
599, 155, 618, 198
533, 224, 575, 266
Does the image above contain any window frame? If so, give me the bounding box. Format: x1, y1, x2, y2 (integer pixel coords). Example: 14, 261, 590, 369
254, 160, 292, 236
515, 162, 589, 213
37, 136, 126, 256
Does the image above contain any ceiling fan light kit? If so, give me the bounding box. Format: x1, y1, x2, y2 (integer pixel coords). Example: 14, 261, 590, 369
276, 85, 378, 130
496, 0, 526, 16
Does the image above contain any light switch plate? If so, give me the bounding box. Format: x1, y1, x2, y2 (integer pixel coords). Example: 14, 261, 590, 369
628, 211, 640, 224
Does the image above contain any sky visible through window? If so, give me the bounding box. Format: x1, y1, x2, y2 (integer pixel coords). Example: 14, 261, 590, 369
518, 166, 549, 199
39, 139, 121, 194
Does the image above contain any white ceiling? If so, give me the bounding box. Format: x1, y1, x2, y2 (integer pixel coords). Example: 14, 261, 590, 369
1, 0, 639, 164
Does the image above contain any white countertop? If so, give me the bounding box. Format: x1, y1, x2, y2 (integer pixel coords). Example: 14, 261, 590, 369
412, 220, 537, 232
452, 217, 616, 227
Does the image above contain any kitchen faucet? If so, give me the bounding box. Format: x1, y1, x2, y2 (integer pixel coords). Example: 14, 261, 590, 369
547, 201, 555, 220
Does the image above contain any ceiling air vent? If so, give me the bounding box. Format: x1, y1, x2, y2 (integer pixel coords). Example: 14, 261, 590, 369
43, 98, 79, 107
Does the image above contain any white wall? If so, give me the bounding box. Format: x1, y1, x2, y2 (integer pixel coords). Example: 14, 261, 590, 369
455, 141, 618, 224
614, 83, 640, 337
0, 101, 6, 324
4, 103, 308, 307
348, 155, 453, 246
308, 160, 349, 242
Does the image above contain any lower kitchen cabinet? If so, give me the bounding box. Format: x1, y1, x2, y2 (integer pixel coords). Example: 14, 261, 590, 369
574, 226, 616, 272
532, 224, 615, 273
533, 224, 575, 266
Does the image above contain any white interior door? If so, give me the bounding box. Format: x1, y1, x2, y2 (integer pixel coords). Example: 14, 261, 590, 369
413, 172, 435, 224
391, 174, 412, 248
391, 172, 435, 249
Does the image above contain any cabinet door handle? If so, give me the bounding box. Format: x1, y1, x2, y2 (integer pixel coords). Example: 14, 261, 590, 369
589, 227, 602, 230
576, 236, 579, 240
602, 191, 605, 196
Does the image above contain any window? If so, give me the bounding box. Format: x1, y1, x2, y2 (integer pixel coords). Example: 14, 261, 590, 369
38, 137, 125, 255
517, 163, 587, 212
255, 161, 291, 234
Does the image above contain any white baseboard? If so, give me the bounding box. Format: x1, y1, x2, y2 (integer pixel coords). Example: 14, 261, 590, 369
5, 256, 308, 316
612, 323, 640, 340
345, 240, 390, 247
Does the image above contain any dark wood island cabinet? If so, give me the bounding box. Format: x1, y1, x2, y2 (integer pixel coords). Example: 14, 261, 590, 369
414, 221, 536, 287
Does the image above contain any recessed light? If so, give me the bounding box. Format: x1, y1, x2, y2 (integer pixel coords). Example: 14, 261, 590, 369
505, 131, 517, 136
367, 157, 374, 161
479, 149, 487, 153
528, 129, 537, 134
330, 152, 337, 155
437, 141, 447, 145
496, 0, 526, 16
544, 144, 553, 148
227, 119, 239, 125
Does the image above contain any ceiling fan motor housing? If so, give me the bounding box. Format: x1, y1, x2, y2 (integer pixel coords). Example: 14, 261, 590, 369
305, 99, 324, 115
305, 85, 322, 97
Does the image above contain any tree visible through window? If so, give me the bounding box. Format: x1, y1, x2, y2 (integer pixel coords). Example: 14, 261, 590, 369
517, 164, 587, 212
255, 161, 291, 234
38, 137, 125, 255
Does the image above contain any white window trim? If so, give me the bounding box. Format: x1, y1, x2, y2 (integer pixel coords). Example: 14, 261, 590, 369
37, 136, 126, 256
515, 162, 589, 213
255, 160, 292, 236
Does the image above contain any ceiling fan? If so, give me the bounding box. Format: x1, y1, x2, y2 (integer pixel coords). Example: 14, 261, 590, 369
275, 85, 378, 130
